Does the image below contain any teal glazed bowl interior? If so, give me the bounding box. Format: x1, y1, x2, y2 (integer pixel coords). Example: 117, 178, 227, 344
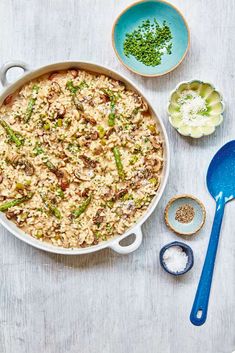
165, 195, 206, 235
112, 0, 190, 76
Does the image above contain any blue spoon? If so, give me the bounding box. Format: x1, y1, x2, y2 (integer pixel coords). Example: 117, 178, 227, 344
190, 140, 235, 326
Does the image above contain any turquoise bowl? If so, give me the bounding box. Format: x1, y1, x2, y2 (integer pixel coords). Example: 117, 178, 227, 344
164, 195, 206, 235
112, 0, 190, 77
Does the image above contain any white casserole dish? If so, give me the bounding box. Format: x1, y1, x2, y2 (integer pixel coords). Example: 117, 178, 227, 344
0, 61, 170, 255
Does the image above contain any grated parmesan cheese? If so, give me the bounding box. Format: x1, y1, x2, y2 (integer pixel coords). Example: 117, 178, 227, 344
177, 90, 210, 127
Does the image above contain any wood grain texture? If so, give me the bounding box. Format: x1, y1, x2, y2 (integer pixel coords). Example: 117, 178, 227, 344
0, 0, 234, 352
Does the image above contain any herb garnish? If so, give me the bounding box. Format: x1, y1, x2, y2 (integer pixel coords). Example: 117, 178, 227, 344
123, 19, 173, 67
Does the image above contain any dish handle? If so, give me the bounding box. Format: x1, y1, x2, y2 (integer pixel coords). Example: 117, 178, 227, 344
0, 61, 30, 87
109, 226, 143, 254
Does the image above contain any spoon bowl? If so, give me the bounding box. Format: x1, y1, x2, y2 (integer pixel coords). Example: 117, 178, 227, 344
190, 140, 235, 326
207, 140, 235, 202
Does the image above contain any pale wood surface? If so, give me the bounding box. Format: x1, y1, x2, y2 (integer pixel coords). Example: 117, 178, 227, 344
0, 1, 234, 352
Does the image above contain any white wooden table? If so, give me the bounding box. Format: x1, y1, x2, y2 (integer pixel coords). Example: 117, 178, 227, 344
0, 1, 234, 352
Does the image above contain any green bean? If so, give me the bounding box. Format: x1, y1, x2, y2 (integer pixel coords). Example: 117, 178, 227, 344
72, 195, 92, 218
25, 85, 39, 123
113, 147, 125, 180
0, 193, 33, 212
0, 119, 23, 147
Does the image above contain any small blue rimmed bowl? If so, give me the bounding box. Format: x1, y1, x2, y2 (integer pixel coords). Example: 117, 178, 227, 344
112, 0, 190, 77
159, 241, 194, 276
164, 194, 206, 236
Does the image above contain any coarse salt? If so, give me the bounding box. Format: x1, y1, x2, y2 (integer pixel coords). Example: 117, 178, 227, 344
163, 246, 188, 273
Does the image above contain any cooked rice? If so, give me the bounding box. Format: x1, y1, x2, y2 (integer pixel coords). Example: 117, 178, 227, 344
0, 69, 163, 248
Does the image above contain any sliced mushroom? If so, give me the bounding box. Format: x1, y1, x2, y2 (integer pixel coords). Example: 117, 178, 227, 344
0, 174, 3, 184
73, 96, 84, 112
149, 136, 162, 149
83, 115, 97, 126
81, 188, 90, 197
6, 211, 16, 220
79, 155, 97, 168
55, 170, 70, 190
47, 82, 61, 101
74, 167, 94, 181
51, 81, 61, 93
139, 98, 148, 112
115, 189, 128, 200
93, 208, 105, 224
55, 104, 66, 118
92, 237, 99, 245
153, 159, 162, 172
93, 146, 103, 155
3, 95, 13, 105
90, 131, 99, 140
24, 161, 35, 176
105, 127, 115, 138
48, 72, 58, 81
70, 69, 78, 78
10, 156, 35, 176
100, 94, 109, 103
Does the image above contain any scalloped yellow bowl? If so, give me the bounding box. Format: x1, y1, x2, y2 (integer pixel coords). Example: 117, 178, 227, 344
168, 80, 224, 138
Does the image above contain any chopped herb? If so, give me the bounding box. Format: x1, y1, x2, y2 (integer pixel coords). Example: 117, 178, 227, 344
15, 182, 25, 190
66, 80, 88, 94
78, 80, 89, 89
147, 125, 156, 134
33, 142, 44, 156
123, 19, 173, 67
57, 118, 63, 127
56, 187, 65, 199
132, 107, 139, 115
66, 80, 79, 94
67, 143, 80, 154
35, 230, 43, 239
149, 177, 158, 186
129, 155, 138, 165
43, 122, 50, 130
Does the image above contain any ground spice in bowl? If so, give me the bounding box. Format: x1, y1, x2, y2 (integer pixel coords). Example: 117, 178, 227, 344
164, 195, 206, 235
175, 204, 195, 223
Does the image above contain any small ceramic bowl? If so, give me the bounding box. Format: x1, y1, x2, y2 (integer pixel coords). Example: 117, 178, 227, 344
164, 194, 206, 235
168, 80, 225, 138
159, 241, 194, 276
112, 0, 190, 77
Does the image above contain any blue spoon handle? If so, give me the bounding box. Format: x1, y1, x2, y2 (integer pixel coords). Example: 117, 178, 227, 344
190, 199, 225, 326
